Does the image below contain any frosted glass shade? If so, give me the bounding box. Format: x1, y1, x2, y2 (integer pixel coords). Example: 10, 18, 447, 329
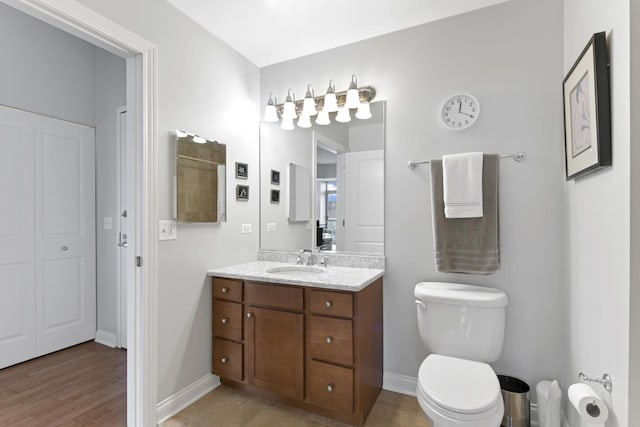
302, 97, 317, 116
316, 110, 330, 125
336, 107, 351, 123
264, 104, 279, 122
355, 102, 372, 120
283, 101, 297, 119
324, 93, 338, 113
345, 88, 360, 109
297, 114, 312, 128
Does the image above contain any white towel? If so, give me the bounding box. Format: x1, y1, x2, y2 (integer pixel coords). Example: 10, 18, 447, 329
443, 152, 484, 218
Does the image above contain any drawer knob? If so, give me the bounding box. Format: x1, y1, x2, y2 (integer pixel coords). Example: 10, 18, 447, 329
327, 384, 334, 393
221, 357, 228, 364
325, 300, 333, 308
325, 337, 333, 344
221, 318, 229, 325
246, 312, 253, 318
221, 287, 229, 293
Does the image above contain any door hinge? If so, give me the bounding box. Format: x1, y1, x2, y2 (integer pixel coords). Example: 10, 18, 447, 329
136, 256, 143, 267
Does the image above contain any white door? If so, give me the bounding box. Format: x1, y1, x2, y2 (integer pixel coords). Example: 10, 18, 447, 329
0, 106, 36, 368
117, 107, 128, 348
34, 115, 96, 356
343, 150, 384, 254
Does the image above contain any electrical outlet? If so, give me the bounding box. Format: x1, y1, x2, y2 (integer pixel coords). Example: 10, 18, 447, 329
103, 217, 112, 230
267, 223, 276, 232
241, 224, 252, 234
159, 220, 177, 240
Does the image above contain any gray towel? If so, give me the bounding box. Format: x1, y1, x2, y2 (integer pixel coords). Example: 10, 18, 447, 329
430, 154, 499, 274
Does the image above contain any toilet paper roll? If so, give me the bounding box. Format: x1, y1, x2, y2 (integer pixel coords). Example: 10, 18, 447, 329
568, 383, 609, 424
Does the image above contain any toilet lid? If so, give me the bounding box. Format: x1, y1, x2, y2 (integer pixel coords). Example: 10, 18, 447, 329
418, 354, 501, 415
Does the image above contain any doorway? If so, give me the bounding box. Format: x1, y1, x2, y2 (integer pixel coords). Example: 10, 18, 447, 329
2, 0, 159, 424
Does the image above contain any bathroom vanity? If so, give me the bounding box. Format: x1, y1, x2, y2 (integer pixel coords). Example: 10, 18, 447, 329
208, 260, 383, 426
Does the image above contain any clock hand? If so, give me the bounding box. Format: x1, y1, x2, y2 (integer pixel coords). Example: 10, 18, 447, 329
458, 101, 462, 113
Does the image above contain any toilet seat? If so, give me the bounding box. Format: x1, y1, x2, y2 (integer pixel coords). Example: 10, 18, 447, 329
417, 354, 503, 424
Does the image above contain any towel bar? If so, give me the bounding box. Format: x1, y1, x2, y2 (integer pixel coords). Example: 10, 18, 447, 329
407, 152, 526, 170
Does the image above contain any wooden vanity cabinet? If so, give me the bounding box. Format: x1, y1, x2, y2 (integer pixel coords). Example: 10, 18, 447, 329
211, 276, 383, 427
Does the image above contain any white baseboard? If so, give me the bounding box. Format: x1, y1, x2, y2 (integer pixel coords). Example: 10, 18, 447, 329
383, 371, 418, 396
94, 329, 117, 348
156, 373, 220, 424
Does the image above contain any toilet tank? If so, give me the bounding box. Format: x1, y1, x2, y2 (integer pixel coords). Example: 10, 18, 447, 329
414, 282, 508, 363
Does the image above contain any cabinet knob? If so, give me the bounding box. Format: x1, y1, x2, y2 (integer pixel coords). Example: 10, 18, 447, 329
327, 384, 334, 393
61, 246, 69, 251
325, 337, 333, 344
221, 357, 228, 364
221, 287, 229, 293
246, 312, 253, 318
325, 300, 333, 308
221, 318, 228, 325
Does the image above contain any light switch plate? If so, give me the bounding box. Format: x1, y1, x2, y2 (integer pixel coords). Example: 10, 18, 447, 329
266, 223, 276, 232
241, 224, 252, 234
103, 217, 112, 230
159, 220, 177, 240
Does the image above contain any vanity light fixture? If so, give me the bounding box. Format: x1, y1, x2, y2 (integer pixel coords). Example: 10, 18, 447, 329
302, 84, 318, 116
263, 76, 376, 129
282, 89, 297, 119
264, 93, 279, 122
344, 74, 360, 109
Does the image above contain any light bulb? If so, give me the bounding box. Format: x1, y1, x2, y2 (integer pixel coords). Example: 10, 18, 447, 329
345, 74, 360, 109
264, 93, 279, 122
323, 80, 338, 112
280, 116, 295, 130
316, 110, 330, 125
297, 114, 312, 128
355, 101, 372, 120
336, 106, 351, 123
302, 84, 317, 116
282, 89, 297, 119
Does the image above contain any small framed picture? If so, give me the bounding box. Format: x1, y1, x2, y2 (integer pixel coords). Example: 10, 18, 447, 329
270, 169, 280, 185
270, 189, 280, 203
562, 31, 611, 179
235, 162, 248, 179
236, 184, 249, 201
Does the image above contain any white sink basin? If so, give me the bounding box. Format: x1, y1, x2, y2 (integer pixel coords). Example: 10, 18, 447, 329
266, 266, 325, 274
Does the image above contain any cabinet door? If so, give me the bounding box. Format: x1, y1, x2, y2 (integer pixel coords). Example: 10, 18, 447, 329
246, 306, 304, 400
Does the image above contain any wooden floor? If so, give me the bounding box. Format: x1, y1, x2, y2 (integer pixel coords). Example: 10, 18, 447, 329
0, 341, 126, 427
162, 385, 431, 427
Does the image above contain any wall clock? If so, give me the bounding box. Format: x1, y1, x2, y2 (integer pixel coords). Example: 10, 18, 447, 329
440, 93, 480, 131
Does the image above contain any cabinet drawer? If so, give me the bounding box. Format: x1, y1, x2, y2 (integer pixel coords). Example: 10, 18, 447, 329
246, 281, 303, 311
213, 300, 242, 341
212, 338, 243, 382
308, 360, 353, 414
309, 290, 353, 318
213, 277, 243, 302
309, 316, 353, 366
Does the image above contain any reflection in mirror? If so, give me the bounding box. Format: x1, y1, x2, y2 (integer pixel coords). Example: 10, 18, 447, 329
175, 131, 226, 223
260, 101, 385, 254
288, 163, 311, 222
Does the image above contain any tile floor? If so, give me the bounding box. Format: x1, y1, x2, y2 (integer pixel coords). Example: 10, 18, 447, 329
162, 385, 431, 427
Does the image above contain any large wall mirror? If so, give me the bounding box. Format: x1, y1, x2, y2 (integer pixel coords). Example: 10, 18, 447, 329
175, 131, 227, 223
260, 101, 385, 254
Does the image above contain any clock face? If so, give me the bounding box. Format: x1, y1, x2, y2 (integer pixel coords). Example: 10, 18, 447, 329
441, 94, 480, 131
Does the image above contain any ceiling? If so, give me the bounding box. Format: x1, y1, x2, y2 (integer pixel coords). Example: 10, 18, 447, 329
166, 0, 510, 67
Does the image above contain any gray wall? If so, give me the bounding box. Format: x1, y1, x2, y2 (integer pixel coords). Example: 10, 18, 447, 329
76, 0, 261, 402
262, 0, 565, 393
0, 3, 126, 342
563, 1, 631, 425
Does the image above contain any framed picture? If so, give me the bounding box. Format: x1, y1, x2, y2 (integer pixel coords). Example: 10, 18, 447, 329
270, 189, 280, 203
236, 184, 249, 201
235, 162, 248, 179
271, 169, 280, 185
562, 31, 611, 180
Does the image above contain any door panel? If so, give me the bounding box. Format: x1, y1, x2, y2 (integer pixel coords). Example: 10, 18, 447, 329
35, 116, 96, 356
0, 106, 36, 369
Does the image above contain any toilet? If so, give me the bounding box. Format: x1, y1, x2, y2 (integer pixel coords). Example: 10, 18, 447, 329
414, 282, 508, 427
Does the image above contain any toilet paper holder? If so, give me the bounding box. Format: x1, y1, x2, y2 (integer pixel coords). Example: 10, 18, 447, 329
578, 372, 612, 392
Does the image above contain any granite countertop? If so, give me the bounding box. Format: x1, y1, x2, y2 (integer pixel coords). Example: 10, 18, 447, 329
207, 260, 384, 292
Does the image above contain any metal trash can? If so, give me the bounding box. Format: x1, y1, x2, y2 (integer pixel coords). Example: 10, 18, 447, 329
498, 375, 530, 427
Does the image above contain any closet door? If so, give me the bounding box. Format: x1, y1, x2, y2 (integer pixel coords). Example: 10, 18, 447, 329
35, 116, 96, 356
0, 106, 36, 369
